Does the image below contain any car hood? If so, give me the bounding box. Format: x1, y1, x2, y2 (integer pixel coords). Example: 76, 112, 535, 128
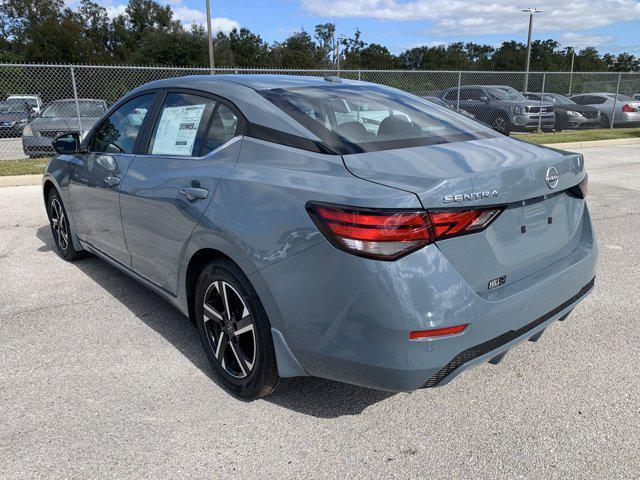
29, 117, 100, 131
342, 135, 583, 208
491, 100, 554, 109
553, 104, 598, 113
0, 112, 29, 123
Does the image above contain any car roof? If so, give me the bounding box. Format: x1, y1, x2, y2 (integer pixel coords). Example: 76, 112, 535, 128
140, 74, 363, 91
48, 98, 105, 103
124, 74, 372, 143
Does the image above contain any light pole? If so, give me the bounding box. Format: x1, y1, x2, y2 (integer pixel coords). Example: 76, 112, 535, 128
335, 34, 346, 72
522, 8, 542, 93
568, 47, 575, 95
205, 0, 215, 72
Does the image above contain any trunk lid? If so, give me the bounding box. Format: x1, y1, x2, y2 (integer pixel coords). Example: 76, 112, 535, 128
343, 136, 586, 292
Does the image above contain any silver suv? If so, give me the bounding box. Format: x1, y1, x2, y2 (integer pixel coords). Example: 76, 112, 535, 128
441, 85, 555, 134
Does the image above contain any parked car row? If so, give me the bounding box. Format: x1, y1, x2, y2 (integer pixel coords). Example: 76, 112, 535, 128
0, 95, 109, 158
429, 85, 640, 134
22, 99, 108, 157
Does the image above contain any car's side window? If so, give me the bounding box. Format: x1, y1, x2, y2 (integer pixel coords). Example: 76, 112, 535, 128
92, 94, 155, 154
148, 92, 216, 157
591, 96, 606, 105
443, 90, 458, 101
202, 103, 240, 155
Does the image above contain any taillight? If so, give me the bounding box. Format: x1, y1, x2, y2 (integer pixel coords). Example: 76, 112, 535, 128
306, 202, 504, 260
622, 104, 638, 113
568, 174, 588, 199
409, 324, 468, 340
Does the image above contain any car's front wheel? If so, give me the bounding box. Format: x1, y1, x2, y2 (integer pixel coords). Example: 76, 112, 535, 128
492, 113, 512, 134
47, 189, 85, 261
195, 259, 283, 398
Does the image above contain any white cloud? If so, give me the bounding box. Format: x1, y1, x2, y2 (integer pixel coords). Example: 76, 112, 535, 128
560, 32, 614, 49
99, 0, 239, 34
211, 17, 240, 34
172, 5, 207, 25
104, 3, 127, 18
300, 0, 640, 36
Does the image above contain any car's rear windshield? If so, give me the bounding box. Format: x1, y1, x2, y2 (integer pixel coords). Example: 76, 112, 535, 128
487, 87, 527, 101
42, 101, 106, 118
259, 85, 495, 154
0, 100, 28, 113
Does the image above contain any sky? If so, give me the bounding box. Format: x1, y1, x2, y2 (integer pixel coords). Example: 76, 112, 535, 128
101, 0, 640, 56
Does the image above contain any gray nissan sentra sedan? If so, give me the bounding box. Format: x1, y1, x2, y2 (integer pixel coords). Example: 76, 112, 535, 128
43, 75, 597, 398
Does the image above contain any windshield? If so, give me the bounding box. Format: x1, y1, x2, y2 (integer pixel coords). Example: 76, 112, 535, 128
543, 94, 575, 105
42, 101, 105, 118
260, 85, 495, 154
487, 87, 527, 101
0, 100, 28, 113
9, 97, 37, 107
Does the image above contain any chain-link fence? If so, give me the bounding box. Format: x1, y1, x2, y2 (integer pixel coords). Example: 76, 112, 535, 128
1, 63, 639, 161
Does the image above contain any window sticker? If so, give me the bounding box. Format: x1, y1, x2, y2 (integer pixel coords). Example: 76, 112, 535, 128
152, 104, 206, 155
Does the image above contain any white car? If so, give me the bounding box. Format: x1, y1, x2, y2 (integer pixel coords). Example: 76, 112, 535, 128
7, 94, 43, 115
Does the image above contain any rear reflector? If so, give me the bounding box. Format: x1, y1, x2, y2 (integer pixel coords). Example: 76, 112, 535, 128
409, 324, 468, 340
307, 202, 504, 260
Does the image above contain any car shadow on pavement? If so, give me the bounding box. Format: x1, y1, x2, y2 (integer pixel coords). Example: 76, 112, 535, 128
36, 226, 395, 418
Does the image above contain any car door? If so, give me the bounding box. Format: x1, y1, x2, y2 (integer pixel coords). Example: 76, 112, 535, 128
68, 93, 157, 265
120, 90, 244, 294
460, 88, 487, 119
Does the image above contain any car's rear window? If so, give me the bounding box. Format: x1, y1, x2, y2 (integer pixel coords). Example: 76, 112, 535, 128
259, 85, 495, 154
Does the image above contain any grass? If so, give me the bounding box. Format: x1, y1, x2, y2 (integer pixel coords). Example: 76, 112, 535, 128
512, 127, 640, 145
0, 157, 48, 176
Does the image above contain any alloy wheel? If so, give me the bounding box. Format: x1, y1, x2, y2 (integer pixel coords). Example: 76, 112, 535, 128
203, 280, 256, 379
50, 198, 69, 251
493, 116, 507, 133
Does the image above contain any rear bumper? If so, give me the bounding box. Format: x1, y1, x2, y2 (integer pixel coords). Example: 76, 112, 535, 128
252, 204, 597, 392
423, 277, 594, 387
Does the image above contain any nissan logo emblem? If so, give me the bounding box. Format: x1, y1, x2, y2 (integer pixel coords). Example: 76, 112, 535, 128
545, 167, 559, 189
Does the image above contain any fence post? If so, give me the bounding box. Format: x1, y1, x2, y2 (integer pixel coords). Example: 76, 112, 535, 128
357, 69, 361, 81
70, 65, 82, 133
456, 71, 462, 110
538, 72, 546, 132
568, 51, 575, 96
610, 73, 621, 129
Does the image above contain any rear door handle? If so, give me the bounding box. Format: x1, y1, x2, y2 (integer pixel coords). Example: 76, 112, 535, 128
105, 175, 121, 187
179, 186, 209, 201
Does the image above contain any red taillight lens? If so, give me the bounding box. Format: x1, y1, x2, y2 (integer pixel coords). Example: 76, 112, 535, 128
306, 203, 434, 260
429, 208, 503, 238
307, 202, 504, 260
622, 103, 638, 113
409, 324, 468, 340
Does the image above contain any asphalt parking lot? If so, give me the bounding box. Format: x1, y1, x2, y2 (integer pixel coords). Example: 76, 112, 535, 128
1, 144, 639, 479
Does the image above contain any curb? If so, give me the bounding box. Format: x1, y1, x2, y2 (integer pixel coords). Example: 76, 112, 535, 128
543, 137, 640, 149
0, 174, 42, 188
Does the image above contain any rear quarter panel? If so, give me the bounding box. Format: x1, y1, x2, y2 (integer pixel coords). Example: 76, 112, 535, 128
179, 136, 421, 331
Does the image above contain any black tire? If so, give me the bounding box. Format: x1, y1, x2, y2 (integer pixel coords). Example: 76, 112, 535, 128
46, 189, 85, 261
492, 112, 512, 134
194, 258, 283, 399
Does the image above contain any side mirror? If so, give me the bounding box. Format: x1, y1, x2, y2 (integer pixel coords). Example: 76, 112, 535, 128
53, 132, 80, 155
